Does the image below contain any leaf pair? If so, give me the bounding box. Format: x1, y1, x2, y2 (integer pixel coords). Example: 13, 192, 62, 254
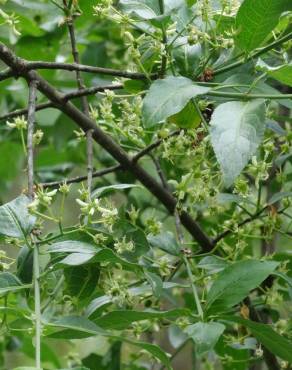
142, 76, 267, 185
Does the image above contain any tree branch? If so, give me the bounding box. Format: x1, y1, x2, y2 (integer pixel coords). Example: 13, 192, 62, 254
0, 42, 213, 252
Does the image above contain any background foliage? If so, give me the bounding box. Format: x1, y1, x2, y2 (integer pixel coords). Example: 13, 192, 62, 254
0, 0, 291, 369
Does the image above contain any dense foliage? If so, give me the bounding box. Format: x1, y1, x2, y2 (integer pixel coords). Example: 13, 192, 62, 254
0, 0, 291, 369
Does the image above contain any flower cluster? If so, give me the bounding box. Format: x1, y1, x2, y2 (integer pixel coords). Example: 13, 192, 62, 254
7, 116, 27, 130
114, 236, 135, 254
0, 8, 20, 36
76, 194, 118, 231
28, 188, 58, 212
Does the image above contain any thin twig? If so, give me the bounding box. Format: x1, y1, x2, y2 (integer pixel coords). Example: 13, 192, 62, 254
27, 79, 42, 369
65, 12, 93, 195
24, 61, 156, 80
41, 165, 122, 188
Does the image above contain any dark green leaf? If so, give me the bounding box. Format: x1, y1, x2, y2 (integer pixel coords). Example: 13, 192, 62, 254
222, 316, 292, 362
93, 308, 189, 330
206, 260, 279, 313
0, 272, 30, 295
47, 316, 172, 369
236, 0, 292, 51
148, 231, 180, 256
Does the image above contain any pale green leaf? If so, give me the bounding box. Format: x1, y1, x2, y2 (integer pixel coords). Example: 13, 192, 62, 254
256, 59, 292, 87
197, 256, 229, 274
185, 321, 225, 355
142, 76, 209, 127
0, 195, 36, 238
91, 184, 141, 198
145, 271, 163, 297
210, 100, 266, 186
268, 191, 292, 205
47, 240, 98, 254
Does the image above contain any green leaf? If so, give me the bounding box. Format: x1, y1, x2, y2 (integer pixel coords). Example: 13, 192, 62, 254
64, 265, 100, 301
0, 272, 31, 295
268, 191, 292, 205
197, 256, 229, 274
148, 231, 180, 256
168, 100, 201, 129
206, 260, 279, 313
216, 193, 254, 205
93, 308, 189, 330
235, 0, 292, 51
185, 321, 225, 355
47, 240, 98, 254
119, 0, 159, 20
142, 76, 209, 127
47, 316, 172, 369
91, 184, 141, 198
86, 282, 186, 317
172, 39, 202, 77
145, 271, 163, 297
0, 195, 36, 238
256, 59, 292, 87
48, 240, 142, 270
222, 316, 292, 362
210, 100, 266, 186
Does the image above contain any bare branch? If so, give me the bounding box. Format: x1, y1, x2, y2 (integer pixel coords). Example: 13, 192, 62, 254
25, 61, 155, 80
